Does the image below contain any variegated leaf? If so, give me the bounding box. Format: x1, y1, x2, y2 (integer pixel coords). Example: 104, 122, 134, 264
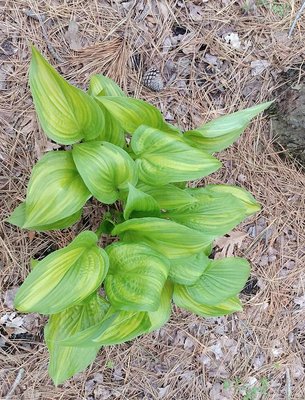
175, 257, 250, 306
72, 141, 137, 204
8, 151, 90, 230
147, 280, 173, 332
184, 101, 273, 153
105, 242, 170, 311
124, 183, 160, 219
30, 47, 104, 144
203, 184, 261, 216
60, 308, 151, 346
137, 183, 197, 210
131, 125, 221, 185
173, 286, 243, 317
7, 202, 82, 231
112, 217, 213, 260
88, 74, 126, 97
95, 96, 164, 133
14, 231, 109, 314
87, 101, 125, 147
169, 252, 210, 285
166, 190, 246, 237
45, 292, 109, 385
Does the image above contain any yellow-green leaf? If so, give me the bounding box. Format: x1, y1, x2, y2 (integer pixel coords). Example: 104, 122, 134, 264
89, 102, 125, 147
173, 286, 243, 317
8, 202, 82, 231
169, 252, 210, 285
175, 257, 250, 306
60, 308, 151, 346
8, 151, 90, 230
72, 141, 137, 204
131, 125, 221, 185
166, 190, 246, 237
112, 217, 213, 260
105, 242, 170, 311
88, 74, 126, 97
184, 101, 273, 153
14, 231, 109, 314
124, 183, 160, 219
88, 76, 126, 146
95, 97, 164, 133
204, 184, 261, 216
45, 292, 109, 385
137, 183, 197, 210
30, 47, 105, 144
147, 280, 173, 333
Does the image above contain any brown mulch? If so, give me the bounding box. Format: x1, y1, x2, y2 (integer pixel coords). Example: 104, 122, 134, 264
1, 0, 305, 399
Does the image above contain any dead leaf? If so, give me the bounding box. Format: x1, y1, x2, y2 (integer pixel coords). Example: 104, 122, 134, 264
28, 231, 35, 241
65, 21, 82, 51
204, 53, 220, 67
0, 312, 27, 335
3, 287, 19, 309
156, 2, 169, 20
158, 385, 170, 398
250, 60, 270, 76
44, 141, 61, 152
224, 32, 241, 50
188, 3, 205, 21
214, 231, 248, 257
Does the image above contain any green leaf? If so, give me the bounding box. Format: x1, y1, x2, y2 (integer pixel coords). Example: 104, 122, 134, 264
173, 285, 243, 317
169, 252, 210, 285
72, 141, 137, 204
175, 257, 250, 306
204, 184, 261, 216
131, 125, 221, 185
184, 101, 273, 153
30, 47, 104, 144
105, 242, 170, 311
147, 280, 173, 333
112, 217, 213, 260
166, 190, 246, 237
137, 183, 197, 210
8, 202, 82, 231
61, 308, 151, 346
30, 258, 39, 270
45, 292, 109, 385
85, 101, 125, 147
14, 231, 109, 314
88, 74, 126, 97
95, 97, 164, 133
91, 308, 151, 345
8, 151, 90, 230
123, 183, 160, 219
88, 76, 126, 146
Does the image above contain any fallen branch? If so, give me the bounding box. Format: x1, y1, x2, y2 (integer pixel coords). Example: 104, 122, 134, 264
288, 0, 305, 38
5, 368, 25, 400
23, 9, 64, 63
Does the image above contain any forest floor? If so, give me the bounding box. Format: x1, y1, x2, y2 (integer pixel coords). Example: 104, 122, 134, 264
1, 1, 305, 399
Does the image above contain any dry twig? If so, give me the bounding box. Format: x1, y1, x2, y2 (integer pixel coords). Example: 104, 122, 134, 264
288, 0, 305, 37
5, 369, 25, 400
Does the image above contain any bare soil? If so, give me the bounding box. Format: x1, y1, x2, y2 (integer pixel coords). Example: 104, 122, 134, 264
1, 1, 305, 399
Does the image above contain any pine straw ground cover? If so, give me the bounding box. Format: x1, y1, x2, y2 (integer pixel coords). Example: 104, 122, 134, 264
1, 0, 305, 399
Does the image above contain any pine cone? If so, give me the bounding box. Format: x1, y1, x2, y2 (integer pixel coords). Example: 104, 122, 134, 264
143, 67, 164, 92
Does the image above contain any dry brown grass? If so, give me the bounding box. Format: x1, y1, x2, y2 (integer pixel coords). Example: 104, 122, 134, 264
1, 0, 305, 399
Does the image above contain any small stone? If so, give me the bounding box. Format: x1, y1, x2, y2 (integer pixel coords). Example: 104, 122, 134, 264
238, 173, 247, 183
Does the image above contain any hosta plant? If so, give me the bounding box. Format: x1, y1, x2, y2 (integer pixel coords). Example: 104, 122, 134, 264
8, 47, 271, 385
